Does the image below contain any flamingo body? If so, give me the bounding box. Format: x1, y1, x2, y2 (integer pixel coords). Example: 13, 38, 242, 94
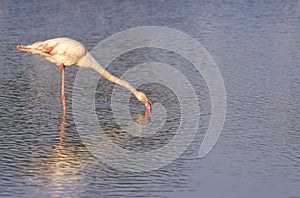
17, 38, 86, 66
17, 37, 152, 111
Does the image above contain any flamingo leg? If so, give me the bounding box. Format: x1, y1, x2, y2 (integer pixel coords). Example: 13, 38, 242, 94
59, 64, 66, 111
60, 109, 66, 144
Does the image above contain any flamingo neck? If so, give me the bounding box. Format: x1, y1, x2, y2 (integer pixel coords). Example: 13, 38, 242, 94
77, 52, 139, 96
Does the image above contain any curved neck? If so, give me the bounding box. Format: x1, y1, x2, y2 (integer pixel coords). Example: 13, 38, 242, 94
78, 52, 139, 96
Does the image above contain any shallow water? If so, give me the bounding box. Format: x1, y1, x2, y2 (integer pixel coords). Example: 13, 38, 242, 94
1, 0, 299, 197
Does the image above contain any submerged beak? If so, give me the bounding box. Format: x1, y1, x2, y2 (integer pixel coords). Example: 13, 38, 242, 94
145, 99, 152, 110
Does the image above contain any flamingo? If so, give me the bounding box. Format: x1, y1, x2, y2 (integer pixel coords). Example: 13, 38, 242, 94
16, 37, 152, 112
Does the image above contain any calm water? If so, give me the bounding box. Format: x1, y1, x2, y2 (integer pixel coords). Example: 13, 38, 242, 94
1, 0, 299, 197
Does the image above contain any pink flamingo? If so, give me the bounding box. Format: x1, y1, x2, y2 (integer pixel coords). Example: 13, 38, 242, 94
17, 38, 152, 112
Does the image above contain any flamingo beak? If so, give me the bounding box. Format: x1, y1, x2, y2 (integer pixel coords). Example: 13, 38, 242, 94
145, 99, 152, 110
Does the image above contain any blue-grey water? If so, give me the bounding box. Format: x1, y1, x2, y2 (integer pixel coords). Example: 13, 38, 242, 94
1, 0, 299, 197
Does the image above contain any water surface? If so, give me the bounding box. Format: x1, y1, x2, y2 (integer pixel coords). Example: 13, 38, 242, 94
0, 0, 299, 197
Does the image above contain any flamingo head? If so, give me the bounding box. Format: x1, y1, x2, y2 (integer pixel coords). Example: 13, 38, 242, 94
135, 92, 152, 110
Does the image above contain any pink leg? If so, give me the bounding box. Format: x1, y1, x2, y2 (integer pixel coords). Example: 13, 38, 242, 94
60, 110, 66, 144
59, 64, 66, 111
